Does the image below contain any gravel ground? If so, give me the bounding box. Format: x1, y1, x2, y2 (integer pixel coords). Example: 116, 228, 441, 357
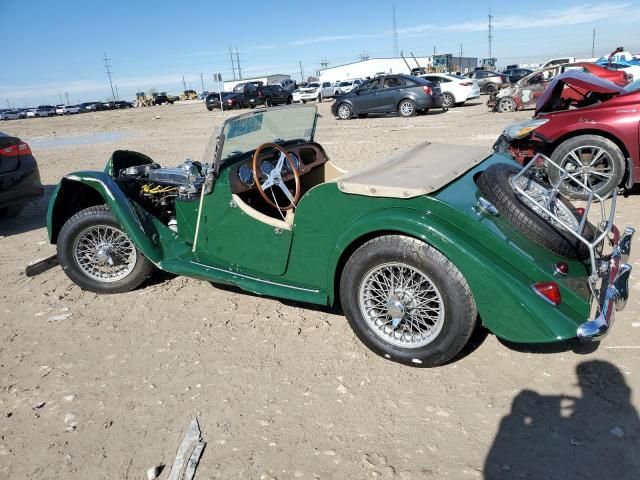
1, 99, 639, 479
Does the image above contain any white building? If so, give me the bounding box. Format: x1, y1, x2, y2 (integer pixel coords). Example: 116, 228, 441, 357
319, 57, 432, 83
223, 74, 290, 92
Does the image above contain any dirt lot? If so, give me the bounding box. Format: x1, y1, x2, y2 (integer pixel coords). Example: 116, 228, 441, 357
1, 100, 639, 479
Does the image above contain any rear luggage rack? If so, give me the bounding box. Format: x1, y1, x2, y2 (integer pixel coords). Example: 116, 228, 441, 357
511, 153, 616, 278
511, 153, 634, 340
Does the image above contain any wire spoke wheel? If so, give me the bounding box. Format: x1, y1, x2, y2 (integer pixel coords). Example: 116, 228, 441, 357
511, 175, 579, 232
72, 225, 137, 282
358, 262, 445, 349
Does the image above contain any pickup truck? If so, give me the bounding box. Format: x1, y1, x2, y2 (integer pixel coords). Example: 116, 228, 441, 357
226, 82, 264, 108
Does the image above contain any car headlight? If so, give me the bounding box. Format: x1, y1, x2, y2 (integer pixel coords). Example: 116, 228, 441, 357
503, 118, 549, 140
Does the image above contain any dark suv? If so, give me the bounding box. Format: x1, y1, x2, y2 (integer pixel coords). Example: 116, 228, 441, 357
331, 74, 443, 120
0, 132, 43, 218
258, 85, 293, 106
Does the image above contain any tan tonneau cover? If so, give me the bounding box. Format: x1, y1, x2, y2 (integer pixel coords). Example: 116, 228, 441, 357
337, 142, 490, 198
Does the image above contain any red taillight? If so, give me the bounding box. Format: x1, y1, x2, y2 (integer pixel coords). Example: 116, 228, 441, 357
18, 142, 32, 155
258, 91, 264, 98
0, 142, 30, 156
422, 85, 433, 95
576, 207, 585, 216
533, 281, 561, 305
500, 75, 507, 82
555, 262, 569, 275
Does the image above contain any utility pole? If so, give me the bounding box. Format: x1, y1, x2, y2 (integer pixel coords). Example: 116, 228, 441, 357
235, 46, 242, 80
459, 44, 463, 72
433, 45, 436, 56
320, 58, 329, 69
392, 4, 398, 57
65, 91, 70, 105
299, 61, 304, 82
6, 100, 10, 109
182, 76, 187, 91
591, 29, 596, 57
229, 46, 236, 80
103, 52, 116, 102
114, 85, 119, 100
359, 52, 370, 61
200, 73, 205, 92
58, 90, 63, 104
488, 10, 493, 61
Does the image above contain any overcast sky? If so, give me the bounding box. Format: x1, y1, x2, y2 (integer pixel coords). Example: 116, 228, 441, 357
1, 0, 640, 106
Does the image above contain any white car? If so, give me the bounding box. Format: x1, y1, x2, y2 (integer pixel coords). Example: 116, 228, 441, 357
56, 105, 81, 115
293, 82, 326, 103
0, 110, 21, 120
335, 79, 363, 95
420, 73, 480, 108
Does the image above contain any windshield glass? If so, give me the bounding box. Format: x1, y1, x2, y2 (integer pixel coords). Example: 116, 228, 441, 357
232, 84, 245, 93
339, 81, 352, 86
624, 79, 640, 92
307, 83, 320, 88
203, 105, 317, 167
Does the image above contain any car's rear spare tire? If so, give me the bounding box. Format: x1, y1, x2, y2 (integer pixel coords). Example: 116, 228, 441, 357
477, 163, 593, 260
57, 205, 153, 293
340, 235, 477, 367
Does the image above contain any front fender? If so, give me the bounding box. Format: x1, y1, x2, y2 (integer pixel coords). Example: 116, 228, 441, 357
326, 207, 586, 343
47, 172, 163, 264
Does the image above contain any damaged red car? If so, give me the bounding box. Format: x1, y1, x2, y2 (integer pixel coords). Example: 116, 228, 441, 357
488, 63, 631, 113
494, 71, 640, 199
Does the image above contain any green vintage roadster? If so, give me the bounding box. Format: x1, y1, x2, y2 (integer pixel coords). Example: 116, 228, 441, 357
45, 105, 633, 366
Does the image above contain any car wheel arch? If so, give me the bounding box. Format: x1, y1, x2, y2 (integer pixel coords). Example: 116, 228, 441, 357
49, 179, 105, 243
549, 128, 631, 163
327, 210, 473, 307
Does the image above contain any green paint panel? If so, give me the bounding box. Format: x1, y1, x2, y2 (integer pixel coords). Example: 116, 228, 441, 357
47, 152, 594, 344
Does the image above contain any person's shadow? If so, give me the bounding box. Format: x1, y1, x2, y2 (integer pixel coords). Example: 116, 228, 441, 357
484, 360, 640, 479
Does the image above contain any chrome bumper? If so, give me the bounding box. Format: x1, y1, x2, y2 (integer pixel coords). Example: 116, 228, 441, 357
577, 226, 634, 341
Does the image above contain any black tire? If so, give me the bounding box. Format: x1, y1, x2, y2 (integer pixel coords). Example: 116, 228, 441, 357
336, 103, 353, 120
497, 97, 516, 113
398, 99, 417, 117
265, 97, 272, 107
548, 135, 625, 200
442, 92, 455, 108
206, 106, 213, 111
57, 205, 153, 293
477, 163, 592, 260
484, 83, 497, 94
287, 97, 292, 105
340, 235, 477, 367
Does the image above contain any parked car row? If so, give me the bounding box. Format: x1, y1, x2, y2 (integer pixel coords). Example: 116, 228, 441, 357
1, 100, 134, 120
205, 82, 294, 110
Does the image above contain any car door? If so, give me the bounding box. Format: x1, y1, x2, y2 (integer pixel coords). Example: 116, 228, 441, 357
194, 168, 294, 276
321, 82, 333, 97
520, 72, 549, 108
350, 79, 381, 113
376, 76, 405, 112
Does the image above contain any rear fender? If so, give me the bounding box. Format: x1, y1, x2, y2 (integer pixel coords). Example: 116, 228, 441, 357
47, 172, 162, 263
328, 208, 585, 342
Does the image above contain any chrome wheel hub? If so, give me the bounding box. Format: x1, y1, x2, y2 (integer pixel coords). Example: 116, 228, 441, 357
400, 102, 413, 116
73, 225, 137, 282
562, 146, 613, 193
358, 262, 445, 348
511, 175, 580, 231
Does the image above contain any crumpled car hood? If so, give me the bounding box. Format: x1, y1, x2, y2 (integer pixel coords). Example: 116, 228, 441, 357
535, 70, 624, 115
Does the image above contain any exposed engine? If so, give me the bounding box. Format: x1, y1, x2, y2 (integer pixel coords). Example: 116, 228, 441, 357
117, 159, 205, 231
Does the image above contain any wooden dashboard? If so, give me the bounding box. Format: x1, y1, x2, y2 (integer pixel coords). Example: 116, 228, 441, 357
229, 142, 328, 194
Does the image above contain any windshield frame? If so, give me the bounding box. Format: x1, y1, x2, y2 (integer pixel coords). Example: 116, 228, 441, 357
207, 104, 319, 174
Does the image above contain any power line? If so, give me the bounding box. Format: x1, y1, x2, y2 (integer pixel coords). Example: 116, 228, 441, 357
103, 53, 116, 103
229, 46, 236, 80
235, 46, 242, 80
488, 10, 493, 60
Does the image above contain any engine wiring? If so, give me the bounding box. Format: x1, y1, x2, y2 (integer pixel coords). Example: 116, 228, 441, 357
142, 183, 177, 194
